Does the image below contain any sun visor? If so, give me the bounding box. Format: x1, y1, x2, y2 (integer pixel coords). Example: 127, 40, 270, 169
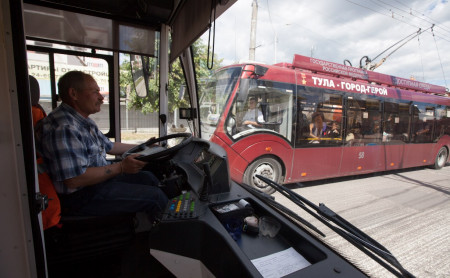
170, 0, 236, 63
23, 3, 156, 56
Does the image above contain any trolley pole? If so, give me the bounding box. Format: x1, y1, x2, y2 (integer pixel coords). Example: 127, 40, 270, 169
249, 0, 258, 61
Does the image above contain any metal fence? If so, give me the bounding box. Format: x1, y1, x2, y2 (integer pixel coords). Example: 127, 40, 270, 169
39, 101, 187, 134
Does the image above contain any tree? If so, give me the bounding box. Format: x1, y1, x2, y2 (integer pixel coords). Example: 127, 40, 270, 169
120, 38, 223, 114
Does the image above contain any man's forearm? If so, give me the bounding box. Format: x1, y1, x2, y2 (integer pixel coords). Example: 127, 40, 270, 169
108, 142, 137, 155
64, 162, 122, 189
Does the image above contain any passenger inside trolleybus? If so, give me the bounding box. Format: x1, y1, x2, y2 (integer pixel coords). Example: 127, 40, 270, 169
326, 121, 340, 138
309, 111, 328, 139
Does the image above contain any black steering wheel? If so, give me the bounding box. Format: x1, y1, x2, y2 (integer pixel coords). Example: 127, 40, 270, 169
122, 133, 193, 162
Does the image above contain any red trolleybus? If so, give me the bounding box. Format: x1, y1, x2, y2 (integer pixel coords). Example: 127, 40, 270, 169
199, 54, 450, 193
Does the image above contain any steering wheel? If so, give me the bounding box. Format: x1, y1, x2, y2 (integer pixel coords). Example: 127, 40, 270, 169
122, 133, 193, 162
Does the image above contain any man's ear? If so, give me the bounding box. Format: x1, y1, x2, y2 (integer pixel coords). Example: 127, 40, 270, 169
68, 87, 78, 100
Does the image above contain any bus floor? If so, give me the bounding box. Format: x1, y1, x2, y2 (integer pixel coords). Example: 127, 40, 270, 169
47, 231, 174, 278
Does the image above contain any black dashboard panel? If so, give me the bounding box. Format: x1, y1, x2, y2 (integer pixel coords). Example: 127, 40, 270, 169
149, 139, 367, 277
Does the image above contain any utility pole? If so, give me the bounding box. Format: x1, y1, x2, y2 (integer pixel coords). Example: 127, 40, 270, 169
310, 45, 316, 58
249, 0, 258, 61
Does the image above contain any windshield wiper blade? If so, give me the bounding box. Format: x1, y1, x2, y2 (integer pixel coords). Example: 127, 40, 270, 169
240, 183, 325, 237
256, 175, 415, 278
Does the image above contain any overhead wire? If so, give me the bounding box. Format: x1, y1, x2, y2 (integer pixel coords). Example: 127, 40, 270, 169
259, 0, 448, 86
345, 0, 422, 30
375, 0, 447, 29
344, 0, 389, 18
417, 33, 425, 82
267, 4, 347, 48
374, 0, 450, 40
343, 0, 448, 87
254, 0, 347, 64
367, 0, 448, 85
266, 0, 276, 37
392, 0, 450, 34
431, 26, 448, 88
344, 0, 450, 43
266, 0, 278, 62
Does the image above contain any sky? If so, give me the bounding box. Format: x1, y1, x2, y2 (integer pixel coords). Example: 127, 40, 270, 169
201, 0, 450, 89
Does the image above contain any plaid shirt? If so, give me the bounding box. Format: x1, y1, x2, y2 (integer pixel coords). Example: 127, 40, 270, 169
36, 103, 113, 194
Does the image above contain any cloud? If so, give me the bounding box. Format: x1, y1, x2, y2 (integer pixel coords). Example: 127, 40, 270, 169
203, 0, 449, 87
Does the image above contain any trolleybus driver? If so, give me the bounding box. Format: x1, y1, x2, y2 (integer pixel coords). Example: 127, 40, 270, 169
35, 71, 168, 222
242, 96, 264, 128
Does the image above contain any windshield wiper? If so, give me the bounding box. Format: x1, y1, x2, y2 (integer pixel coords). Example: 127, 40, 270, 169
240, 183, 325, 237
256, 175, 415, 278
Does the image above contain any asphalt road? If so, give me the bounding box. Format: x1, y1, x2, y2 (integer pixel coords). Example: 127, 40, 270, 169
274, 165, 450, 278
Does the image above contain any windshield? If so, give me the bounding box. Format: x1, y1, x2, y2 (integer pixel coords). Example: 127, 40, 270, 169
199, 66, 242, 140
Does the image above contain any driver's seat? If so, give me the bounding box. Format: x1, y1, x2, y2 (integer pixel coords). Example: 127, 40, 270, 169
29, 76, 137, 277
30, 75, 61, 230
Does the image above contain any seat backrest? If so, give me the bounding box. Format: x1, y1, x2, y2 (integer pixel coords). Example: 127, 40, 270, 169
30, 75, 40, 106
30, 75, 61, 229
30, 75, 47, 125
38, 171, 61, 229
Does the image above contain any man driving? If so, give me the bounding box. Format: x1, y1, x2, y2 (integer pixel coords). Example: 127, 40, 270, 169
242, 97, 264, 128
35, 71, 168, 222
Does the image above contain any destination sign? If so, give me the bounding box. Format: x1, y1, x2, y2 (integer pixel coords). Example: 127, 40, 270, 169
293, 54, 446, 95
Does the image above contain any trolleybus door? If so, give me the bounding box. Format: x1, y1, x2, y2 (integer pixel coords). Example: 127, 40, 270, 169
340, 97, 385, 175
291, 80, 343, 181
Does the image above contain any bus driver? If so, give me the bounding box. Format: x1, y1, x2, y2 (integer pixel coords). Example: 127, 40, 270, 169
35, 71, 168, 223
242, 97, 264, 128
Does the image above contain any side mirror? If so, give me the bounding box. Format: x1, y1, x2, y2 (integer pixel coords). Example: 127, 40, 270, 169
254, 65, 268, 76
179, 108, 197, 120
130, 55, 158, 98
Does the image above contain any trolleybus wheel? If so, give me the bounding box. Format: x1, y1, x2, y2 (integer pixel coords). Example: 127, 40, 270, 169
244, 157, 283, 194
432, 147, 448, 170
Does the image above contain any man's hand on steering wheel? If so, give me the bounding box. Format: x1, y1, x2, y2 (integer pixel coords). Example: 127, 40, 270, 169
121, 153, 148, 174
146, 137, 157, 146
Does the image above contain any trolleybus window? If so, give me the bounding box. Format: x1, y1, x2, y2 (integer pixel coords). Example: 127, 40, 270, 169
296, 87, 343, 146
398, 102, 412, 142
199, 67, 241, 140
27, 50, 51, 114
383, 101, 403, 143
345, 96, 382, 146
435, 105, 448, 141
412, 103, 434, 143
27, 46, 113, 135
